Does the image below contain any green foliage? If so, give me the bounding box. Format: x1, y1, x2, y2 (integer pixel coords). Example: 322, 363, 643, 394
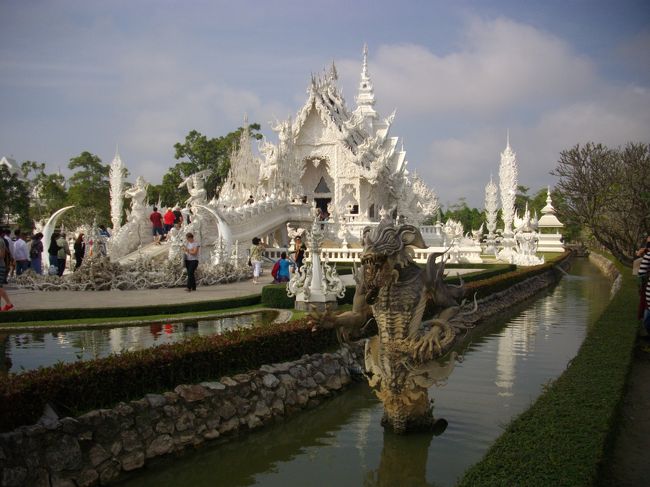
261, 284, 295, 309
442, 198, 485, 233
149, 124, 263, 207
552, 142, 650, 265
0, 166, 30, 227
65, 151, 111, 227
458, 255, 636, 487
0, 317, 338, 432
0, 294, 261, 323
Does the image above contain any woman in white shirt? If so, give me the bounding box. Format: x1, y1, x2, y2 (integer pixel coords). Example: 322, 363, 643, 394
183, 233, 200, 292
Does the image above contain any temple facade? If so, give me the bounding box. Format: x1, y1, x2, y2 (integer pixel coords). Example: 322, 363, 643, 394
221, 45, 439, 228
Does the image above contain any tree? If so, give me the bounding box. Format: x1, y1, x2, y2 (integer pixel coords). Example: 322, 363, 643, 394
165, 124, 263, 205
551, 142, 650, 265
0, 166, 30, 227
66, 151, 111, 226
443, 198, 485, 233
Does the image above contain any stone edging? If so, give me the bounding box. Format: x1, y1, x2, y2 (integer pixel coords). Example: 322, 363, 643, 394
0, 347, 363, 487
588, 252, 622, 297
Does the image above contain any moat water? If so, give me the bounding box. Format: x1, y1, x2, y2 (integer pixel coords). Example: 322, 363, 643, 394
113, 258, 611, 487
0, 311, 278, 374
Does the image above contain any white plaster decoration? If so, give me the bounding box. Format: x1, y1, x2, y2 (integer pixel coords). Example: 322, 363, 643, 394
484, 177, 499, 255
109, 148, 125, 233
108, 176, 150, 260
497, 136, 519, 263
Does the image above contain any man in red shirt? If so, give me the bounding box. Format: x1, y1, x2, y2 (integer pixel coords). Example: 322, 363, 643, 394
150, 207, 164, 244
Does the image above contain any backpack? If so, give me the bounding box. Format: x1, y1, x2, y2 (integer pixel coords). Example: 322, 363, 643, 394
272, 261, 280, 279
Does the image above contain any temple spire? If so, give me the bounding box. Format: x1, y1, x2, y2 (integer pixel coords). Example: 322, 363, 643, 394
355, 43, 377, 121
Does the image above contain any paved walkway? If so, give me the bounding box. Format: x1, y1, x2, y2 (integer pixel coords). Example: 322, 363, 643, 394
3, 279, 266, 311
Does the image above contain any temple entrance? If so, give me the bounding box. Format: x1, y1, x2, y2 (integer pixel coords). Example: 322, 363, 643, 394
314, 198, 331, 217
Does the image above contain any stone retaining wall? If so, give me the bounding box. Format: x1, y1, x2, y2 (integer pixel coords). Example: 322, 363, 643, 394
0, 348, 363, 487
0, 256, 577, 487
588, 252, 622, 297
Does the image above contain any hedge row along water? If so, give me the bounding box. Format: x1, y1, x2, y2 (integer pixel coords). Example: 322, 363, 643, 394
458, 253, 636, 487
0, 253, 570, 432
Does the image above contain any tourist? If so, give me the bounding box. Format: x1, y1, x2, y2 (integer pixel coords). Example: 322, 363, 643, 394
182, 233, 200, 292
48, 232, 60, 275
249, 237, 266, 285
173, 207, 183, 225
56, 233, 70, 277
12, 229, 29, 276
0, 229, 11, 284
73, 233, 85, 271
98, 225, 111, 238
292, 236, 306, 274
638, 237, 650, 337
163, 207, 175, 234
29, 232, 43, 275
0, 236, 14, 311
150, 206, 164, 244
272, 251, 292, 283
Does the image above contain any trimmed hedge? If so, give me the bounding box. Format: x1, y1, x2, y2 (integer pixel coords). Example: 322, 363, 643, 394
0, 294, 261, 324
0, 318, 339, 432
0, 252, 570, 432
260, 284, 357, 308
458, 254, 636, 487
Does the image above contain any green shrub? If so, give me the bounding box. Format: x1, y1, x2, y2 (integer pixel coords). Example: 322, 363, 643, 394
261, 284, 295, 309
458, 253, 636, 486
0, 294, 262, 324
0, 318, 338, 432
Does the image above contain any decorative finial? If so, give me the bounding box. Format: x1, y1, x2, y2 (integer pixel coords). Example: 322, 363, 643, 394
506, 129, 510, 149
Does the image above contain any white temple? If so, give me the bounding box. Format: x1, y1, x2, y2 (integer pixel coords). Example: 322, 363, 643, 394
537, 187, 565, 252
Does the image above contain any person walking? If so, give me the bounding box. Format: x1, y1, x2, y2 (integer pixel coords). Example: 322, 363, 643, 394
56, 233, 70, 277
249, 237, 266, 285
29, 232, 44, 275
12, 230, 29, 276
73, 233, 85, 270
638, 237, 650, 338
1, 229, 11, 284
150, 206, 164, 244
0, 236, 14, 311
183, 233, 200, 292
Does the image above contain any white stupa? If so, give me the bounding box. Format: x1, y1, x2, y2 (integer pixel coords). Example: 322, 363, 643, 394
537, 187, 565, 252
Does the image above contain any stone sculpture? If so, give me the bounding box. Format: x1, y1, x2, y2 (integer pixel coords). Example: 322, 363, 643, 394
310, 221, 474, 433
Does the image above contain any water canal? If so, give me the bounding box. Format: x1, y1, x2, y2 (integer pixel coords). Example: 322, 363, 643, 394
0, 311, 278, 374
115, 258, 612, 487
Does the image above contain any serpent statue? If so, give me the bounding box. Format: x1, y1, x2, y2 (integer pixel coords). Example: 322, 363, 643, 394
312, 221, 474, 433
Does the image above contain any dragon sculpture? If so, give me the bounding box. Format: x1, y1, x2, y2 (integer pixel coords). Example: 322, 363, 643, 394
312, 220, 474, 433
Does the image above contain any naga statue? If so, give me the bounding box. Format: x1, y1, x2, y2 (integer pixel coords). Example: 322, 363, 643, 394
311, 221, 473, 434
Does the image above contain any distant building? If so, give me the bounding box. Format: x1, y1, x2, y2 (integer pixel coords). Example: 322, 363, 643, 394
0, 156, 19, 176
537, 187, 565, 252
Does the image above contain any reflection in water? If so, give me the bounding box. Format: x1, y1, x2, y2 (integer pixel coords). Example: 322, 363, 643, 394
116, 258, 613, 487
2, 311, 277, 373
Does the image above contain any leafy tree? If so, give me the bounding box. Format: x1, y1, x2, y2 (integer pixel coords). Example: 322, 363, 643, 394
65, 151, 110, 226
551, 142, 650, 265
443, 198, 485, 233
162, 124, 263, 206
0, 166, 30, 227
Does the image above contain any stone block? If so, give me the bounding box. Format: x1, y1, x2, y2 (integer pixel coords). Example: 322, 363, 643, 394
98, 460, 121, 485
120, 450, 145, 472
146, 435, 173, 458
144, 394, 166, 408
262, 374, 280, 389
89, 444, 111, 467
121, 429, 142, 452
174, 384, 210, 403
74, 469, 99, 487
45, 435, 82, 472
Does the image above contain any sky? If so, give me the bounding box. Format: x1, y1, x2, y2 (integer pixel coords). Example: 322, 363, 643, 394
1, 0, 649, 208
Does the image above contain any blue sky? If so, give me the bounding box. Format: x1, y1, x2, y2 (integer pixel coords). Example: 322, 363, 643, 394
1, 0, 648, 207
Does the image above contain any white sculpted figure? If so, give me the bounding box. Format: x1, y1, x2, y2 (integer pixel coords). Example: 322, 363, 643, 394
108, 176, 151, 259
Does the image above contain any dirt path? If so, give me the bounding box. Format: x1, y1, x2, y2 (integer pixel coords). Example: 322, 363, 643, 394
601, 339, 650, 486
